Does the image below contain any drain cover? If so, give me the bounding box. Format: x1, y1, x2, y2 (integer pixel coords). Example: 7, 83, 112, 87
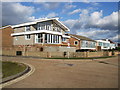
66, 64, 74, 66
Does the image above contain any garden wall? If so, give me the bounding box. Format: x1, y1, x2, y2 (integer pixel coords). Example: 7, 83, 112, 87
1, 49, 119, 58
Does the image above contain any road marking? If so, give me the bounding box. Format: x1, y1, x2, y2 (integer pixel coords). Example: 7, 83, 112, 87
0, 62, 35, 88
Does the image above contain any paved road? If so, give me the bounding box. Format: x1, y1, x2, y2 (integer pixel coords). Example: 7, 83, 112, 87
2, 56, 119, 88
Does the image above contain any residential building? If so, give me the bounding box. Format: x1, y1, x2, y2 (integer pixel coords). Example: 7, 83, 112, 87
108, 39, 116, 49
0, 25, 13, 47
67, 34, 96, 51
96, 39, 110, 50
11, 18, 70, 47
96, 39, 117, 51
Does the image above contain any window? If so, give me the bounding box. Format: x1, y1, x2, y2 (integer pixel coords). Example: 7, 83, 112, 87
74, 41, 78, 45
25, 26, 30, 31
37, 23, 45, 30
35, 34, 60, 44
45, 34, 47, 43
99, 42, 102, 46
62, 38, 66, 42
25, 35, 31, 40
46, 25, 51, 30
35, 34, 43, 43
48, 34, 50, 43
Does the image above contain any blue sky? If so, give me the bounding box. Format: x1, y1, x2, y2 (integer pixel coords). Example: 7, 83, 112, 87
2, 2, 119, 42
20, 2, 118, 20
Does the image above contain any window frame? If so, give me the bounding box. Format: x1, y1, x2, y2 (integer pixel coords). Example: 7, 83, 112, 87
25, 26, 31, 31
25, 34, 31, 40
74, 41, 78, 45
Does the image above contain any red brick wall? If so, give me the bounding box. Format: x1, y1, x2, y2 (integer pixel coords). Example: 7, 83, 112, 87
69, 37, 80, 49
0, 26, 13, 47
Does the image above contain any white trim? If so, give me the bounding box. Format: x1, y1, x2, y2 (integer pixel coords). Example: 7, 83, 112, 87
11, 18, 70, 32
81, 47, 96, 49
55, 20, 70, 31
70, 35, 80, 40
62, 35, 70, 38
96, 40, 110, 43
0, 25, 11, 29
11, 30, 63, 36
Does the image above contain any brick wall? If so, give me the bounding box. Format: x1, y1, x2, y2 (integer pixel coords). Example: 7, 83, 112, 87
69, 37, 80, 49
1, 46, 119, 58
0, 26, 13, 47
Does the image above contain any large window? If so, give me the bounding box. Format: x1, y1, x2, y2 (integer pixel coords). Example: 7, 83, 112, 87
35, 34, 43, 43
45, 34, 47, 43
37, 23, 45, 30
81, 41, 96, 48
103, 43, 109, 48
37, 22, 52, 30
45, 34, 60, 44
35, 34, 61, 44
25, 35, 31, 40
99, 42, 102, 46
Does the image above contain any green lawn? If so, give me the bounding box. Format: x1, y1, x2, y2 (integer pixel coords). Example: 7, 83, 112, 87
47, 56, 115, 59
2, 61, 26, 78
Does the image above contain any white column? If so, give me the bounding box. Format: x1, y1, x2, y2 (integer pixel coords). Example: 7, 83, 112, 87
59, 36, 61, 44
50, 34, 51, 44
51, 24, 53, 31
42, 34, 45, 44
47, 34, 48, 43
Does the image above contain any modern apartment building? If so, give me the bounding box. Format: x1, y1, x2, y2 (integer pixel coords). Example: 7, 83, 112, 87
11, 18, 70, 47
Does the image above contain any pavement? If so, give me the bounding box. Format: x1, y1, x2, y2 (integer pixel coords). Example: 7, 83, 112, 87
2, 56, 119, 88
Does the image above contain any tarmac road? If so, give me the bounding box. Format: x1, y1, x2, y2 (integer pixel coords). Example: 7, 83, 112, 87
2, 56, 119, 88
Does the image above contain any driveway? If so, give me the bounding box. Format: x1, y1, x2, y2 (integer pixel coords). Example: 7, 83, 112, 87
2, 56, 119, 88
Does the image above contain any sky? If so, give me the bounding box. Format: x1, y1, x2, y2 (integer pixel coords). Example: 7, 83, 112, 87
1, 2, 119, 42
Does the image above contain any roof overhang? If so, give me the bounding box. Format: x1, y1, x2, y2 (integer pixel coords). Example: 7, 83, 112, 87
0, 25, 12, 29
11, 18, 70, 32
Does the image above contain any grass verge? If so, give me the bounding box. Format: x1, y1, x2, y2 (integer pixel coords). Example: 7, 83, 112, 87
2, 61, 27, 78
46, 56, 115, 59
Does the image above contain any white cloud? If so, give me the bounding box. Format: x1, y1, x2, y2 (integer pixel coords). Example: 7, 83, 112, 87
64, 9, 118, 33
86, 11, 118, 30
77, 29, 110, 38
46, 12, 58, 18
64, 3, 76, 9
63, 9, 118, 42
34, 2, 60, 10
68, 9, 81, 15
82, 0, 89, 3
62, 3, 76, 13
2, 2, 35, 25
110, 34, 120, 42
